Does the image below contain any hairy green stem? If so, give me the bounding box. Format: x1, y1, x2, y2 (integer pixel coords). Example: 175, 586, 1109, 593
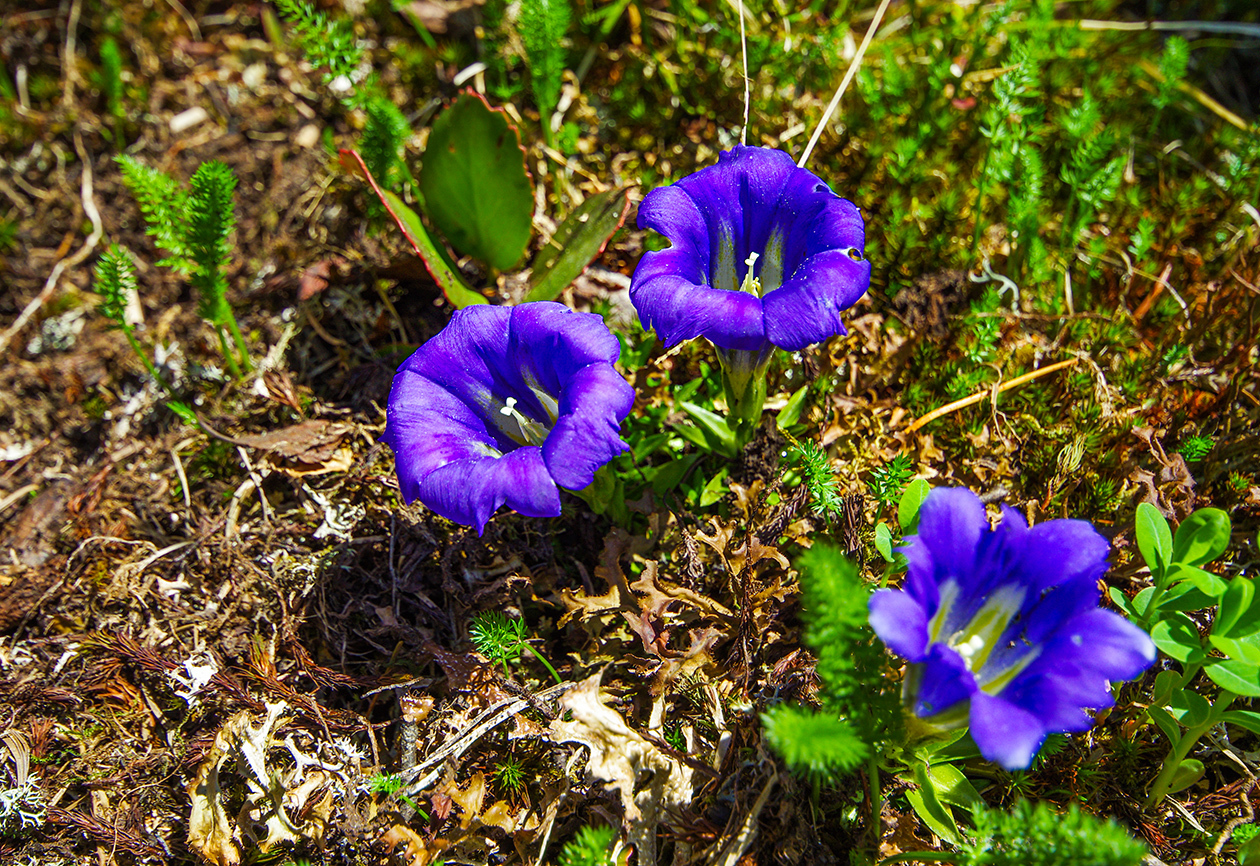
1145, 686, 1236, 810
224, 315, 253, 372
122, 328, 172, 394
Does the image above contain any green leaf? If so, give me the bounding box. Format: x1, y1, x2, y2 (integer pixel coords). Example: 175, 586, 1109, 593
1107, 586, 1135, 616
1170, 688, 1212, 728
1166, 758, 1206, 794
874, 523, 895, 563
678, 401, 739, 459
696, 466, 729, 507
923, 763, 984, 813
1222, 709, 1260, 736
776, 384, 810, 431
1131, 585, 1157, 616
525, 188, 631, 301
1240, 830, 1260, 866
1151, 670, 1178, 707
1216, 577, 1257, 637
1205, 657, 1260, 697
1167, 562, 1227, 597
646, 453, 701, 495
1150, 612, 1203, 663
1135, 502, 1172, 575
908, 763, 962, 846
339, 148, 486, 308
898, 479, 931, 534
1210, 632, 1260, 666
418, 93, 533, 271
1146, 705, 1181, 744
1171, 507, 1231, 567
166, 401, 200, 428
1159, 582, 1216, 612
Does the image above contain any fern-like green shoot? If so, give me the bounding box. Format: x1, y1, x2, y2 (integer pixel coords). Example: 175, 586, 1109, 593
1152, 36, 1189, 114
558, 824, 616, 866
95, 243, 136, 328
761, 704, 868, 777
99, 36, 124, 120
787, 438, 843, 520
187, 161, 237, 328
963, 800, 1146, 866
518, 0, 571, 141
868, 454, 914, 507
116, 155, 193, 272
273, 0, 365, 102
361, 94, 412, 195
470, 610, 526, 673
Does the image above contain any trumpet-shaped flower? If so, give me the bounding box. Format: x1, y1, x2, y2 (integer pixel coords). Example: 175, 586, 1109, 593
382, 302, 634, 533
629, 145, 871, 354
868, 488, 1155, 770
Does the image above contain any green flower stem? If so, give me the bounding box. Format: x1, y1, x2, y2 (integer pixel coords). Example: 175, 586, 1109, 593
224, 314, 253, 372
122, 327, 172, 395
714, 345, 772, 447
216, 327, 243, 379
868, 752, 882, 843
520, 641, 563, 685
1144, 688, 1235, 809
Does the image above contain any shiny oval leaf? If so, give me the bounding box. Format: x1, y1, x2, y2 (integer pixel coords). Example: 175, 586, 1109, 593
898, 478, 931, 534
1150, 612, 1203, 663
874, 522, 894, 563
419, 92, 533, 271
1205, 657, 1260, 697
1135, 502, 1172, 575
1171, 507, 1231, 567
1217, 577, 1257, 638
1165, 758, 1205, 794
1167, 562, 1228, 597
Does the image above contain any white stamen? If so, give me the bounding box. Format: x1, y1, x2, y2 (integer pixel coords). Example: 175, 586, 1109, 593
740, 251, 762, 296
500, 397, 518, 416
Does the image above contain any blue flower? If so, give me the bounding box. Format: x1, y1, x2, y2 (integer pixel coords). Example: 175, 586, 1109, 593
868, 488, 1156, 770
629, 145, 871, 354
382, 302, 635, 534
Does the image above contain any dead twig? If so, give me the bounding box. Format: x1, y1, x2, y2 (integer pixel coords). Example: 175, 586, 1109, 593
905, 358, 1080, 433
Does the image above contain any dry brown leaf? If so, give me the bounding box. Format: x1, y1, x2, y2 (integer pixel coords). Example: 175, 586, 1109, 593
548, 672, 693, 866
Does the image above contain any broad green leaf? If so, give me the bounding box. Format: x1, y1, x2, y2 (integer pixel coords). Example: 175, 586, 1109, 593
1171, 507, 1231, 567
340, 148, 486, 308
1151, 670, 1178, 707
874, 523, 895, 563
908, 763, 962, 846
647, 453, 701, 495
1159, 582, 1216, 612
1131, 585, 1156, 616
1240, 830, 1260, 866
418, 93, 533, 272
1166, 758, 1205, 794
1222, 709, 1260, 736
1107, 586, 1136, 617
1216, 577, 1257, 638
525, 187, 631, 301
1205, 657, 1260, 697
678, 401, 739, 459
1167, 562, 1227, 597
1146, 705, 1181, 744
1170, 688, 1212, 727
924, 763, 984, 813
898, 479, 931, 534
1150, 612, 1203, 663
697, 467, 729, 507
1135, 502, 1172, 575
1211, 635, 1260, 666
776, 384, 810, 431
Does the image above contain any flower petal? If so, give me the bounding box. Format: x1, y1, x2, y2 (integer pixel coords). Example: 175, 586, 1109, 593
382, 368, 505, 502
630, 271, 769, 351
762, 250, 872, 350
869, 590, 930, 661
912, 487, 989, 586
1047, 608, 1157, 682
969, 691, 1048, 770
543, 363, 634, 490
418, 447, 561, 534
915, 644, 976, 719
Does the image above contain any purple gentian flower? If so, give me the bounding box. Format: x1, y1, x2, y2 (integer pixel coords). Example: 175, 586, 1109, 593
629, 145, 871, 354
868, 488, 1156, 770
382, 302, 635, 534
